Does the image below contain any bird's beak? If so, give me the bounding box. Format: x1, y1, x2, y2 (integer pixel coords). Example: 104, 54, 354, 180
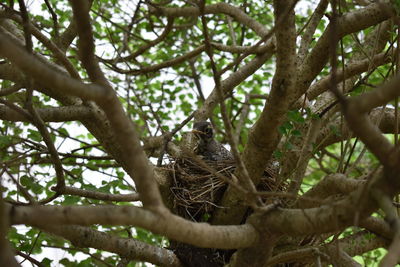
191, 129, 205, 135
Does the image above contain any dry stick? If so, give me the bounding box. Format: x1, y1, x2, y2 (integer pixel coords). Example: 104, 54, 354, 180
178, 148, 251, 200
198, 0, 259, 209
176, 150, 322, 205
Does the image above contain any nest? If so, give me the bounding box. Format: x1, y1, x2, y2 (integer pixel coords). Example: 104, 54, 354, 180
167, 157, 281, 221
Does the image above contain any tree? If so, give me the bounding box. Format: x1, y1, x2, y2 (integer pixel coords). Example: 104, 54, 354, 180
1, 0, 400, 266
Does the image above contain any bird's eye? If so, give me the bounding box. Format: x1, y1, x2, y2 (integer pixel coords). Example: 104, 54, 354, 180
205, 127, 212, 135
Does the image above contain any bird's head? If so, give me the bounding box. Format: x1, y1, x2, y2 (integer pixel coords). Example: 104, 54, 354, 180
192, 121, 213, 142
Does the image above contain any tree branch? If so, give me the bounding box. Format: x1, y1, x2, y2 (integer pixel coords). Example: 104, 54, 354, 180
62, 186, 140, 202
0, 105, 92, 122
40, 225, 182, 267
8, 204, 258, 249
149, 3, 268, 37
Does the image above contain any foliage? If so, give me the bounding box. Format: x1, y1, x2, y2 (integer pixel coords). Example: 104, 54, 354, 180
0, 0, 399, 266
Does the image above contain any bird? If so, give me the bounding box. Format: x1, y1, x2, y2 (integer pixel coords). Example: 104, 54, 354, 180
191, 121, 233, 161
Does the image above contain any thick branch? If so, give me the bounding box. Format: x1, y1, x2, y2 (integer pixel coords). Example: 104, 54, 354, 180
295, 2, 395, 101
307, 50, 391, 100
0, 26, 163, 210
316, 108, 400, 148
0, 195, 20, 267
41, 225, 182, 267
0, 104, 92, 122
0, 29, 110, 100
8, 204, 258, 250
150, 3, 268, 37
212, 0, 297, 225
268, 231, 387, 265
71, 0, 165, 210
0, 13, 80, 79
195, 42, 275, 120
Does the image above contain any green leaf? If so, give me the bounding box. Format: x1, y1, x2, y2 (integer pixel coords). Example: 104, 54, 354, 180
287, 110, 305, 123
329, 125, 341, 137
0, 136, 11, 148
58, 127, 69, 136
28, 129, 42, 142
284, 141, 293, 150
292, 129, 302, 137
20, 175, 32, 187
64, 195, 80, 205
59, 258, 72, 266
278, 125, 287, 135
41, 258, 52, 266
273, 150, 283, 159
31, 183, 43, 194
202, 213, 211, 222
